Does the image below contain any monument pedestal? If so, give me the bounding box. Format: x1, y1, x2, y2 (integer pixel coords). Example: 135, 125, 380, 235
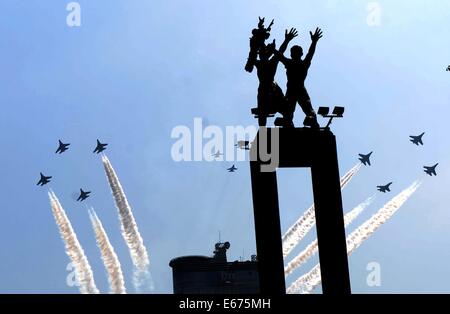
250, 127, 351, 294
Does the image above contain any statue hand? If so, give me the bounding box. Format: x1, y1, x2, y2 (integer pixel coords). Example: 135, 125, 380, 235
285, 28, 298, 41
310, 27, 323, 42
258, 16, 265, 28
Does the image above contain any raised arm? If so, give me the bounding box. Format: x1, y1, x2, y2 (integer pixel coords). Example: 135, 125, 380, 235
278, 28, 298, 54
304, 27, 323, 66
245, 42, 258, 72
245, 27, 262, 72
273, 48, 289, 66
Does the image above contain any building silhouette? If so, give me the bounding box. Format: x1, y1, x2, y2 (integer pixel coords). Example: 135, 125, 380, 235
169, 242, 259, 294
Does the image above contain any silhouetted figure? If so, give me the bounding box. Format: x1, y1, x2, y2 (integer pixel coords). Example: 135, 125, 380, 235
245, 17, 274, 73
276, 27, 323, 128
249, 29, 298, 126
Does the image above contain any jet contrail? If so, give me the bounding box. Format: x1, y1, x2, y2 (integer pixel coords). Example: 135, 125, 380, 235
282, 163, 362, 257
287, 263, 322, 294
287, 181, 421, 294
48, 191, 99, 294
284, 195, 374, 277
101, 155, 153, 292
88, 208, 126, 294
346, 181, 421, 257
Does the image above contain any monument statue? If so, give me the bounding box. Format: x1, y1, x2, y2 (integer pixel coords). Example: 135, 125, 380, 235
246, 19, 324, 129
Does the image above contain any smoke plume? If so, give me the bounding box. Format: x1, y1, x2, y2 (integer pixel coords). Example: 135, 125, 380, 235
48, 190, 99, 294
284, 196, 374, 276
88, 208, 126, 294
282, 163, 362, 257
101, 155, 153, 292
287, 181, 421, 294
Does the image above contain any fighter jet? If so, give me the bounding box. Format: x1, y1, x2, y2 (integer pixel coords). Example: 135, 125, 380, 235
212, 150, 223, 159
55, 140, 70, 154
93, 139, 108, 154
235, 141, 250, 150
358, 152, 373, 166
77, 189, 91, 202
377, 182, 393, 193
424, 163, 438, 176
446, 65, 450, 71
410, 132, 425, 146
37, 173, 52, 186
227, 165, 237, 172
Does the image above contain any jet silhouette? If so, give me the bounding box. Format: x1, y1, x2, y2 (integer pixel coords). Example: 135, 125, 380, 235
93, 139, 108, 154
235, 141, 250, 150
227, 165, 238, 172
377, 182, 392, 193
358, 152, 373, 166
37, 173, 52, 186
212, 150, 223, 159
410, 132, 425, 146
77, 189, 91, 202
55, 140, 70, 154
424, 163, 438, 176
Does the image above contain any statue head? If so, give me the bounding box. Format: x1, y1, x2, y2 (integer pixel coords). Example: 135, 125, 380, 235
290, 45, 303, 60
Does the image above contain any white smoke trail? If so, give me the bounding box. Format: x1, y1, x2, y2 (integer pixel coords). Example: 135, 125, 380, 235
287, 181, 421, 294
346, 181, 421, 256
88, 208, 126, 294
101, 155, 153, 292
287, 264, 321, 294
48, 191, 99, 294
282, 163, 362, 257
284, 195, 374, 277
340, 163, 362, 188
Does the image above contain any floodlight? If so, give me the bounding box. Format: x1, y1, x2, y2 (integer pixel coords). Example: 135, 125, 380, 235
318, 107, 330, 116
332, 106, 345, 117
318, 106, 346, 129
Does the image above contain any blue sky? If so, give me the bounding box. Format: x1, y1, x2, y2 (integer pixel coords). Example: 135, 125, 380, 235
0, 0, 450, 293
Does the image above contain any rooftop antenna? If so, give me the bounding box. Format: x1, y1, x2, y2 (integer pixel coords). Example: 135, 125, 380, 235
218, 230, 221, 243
